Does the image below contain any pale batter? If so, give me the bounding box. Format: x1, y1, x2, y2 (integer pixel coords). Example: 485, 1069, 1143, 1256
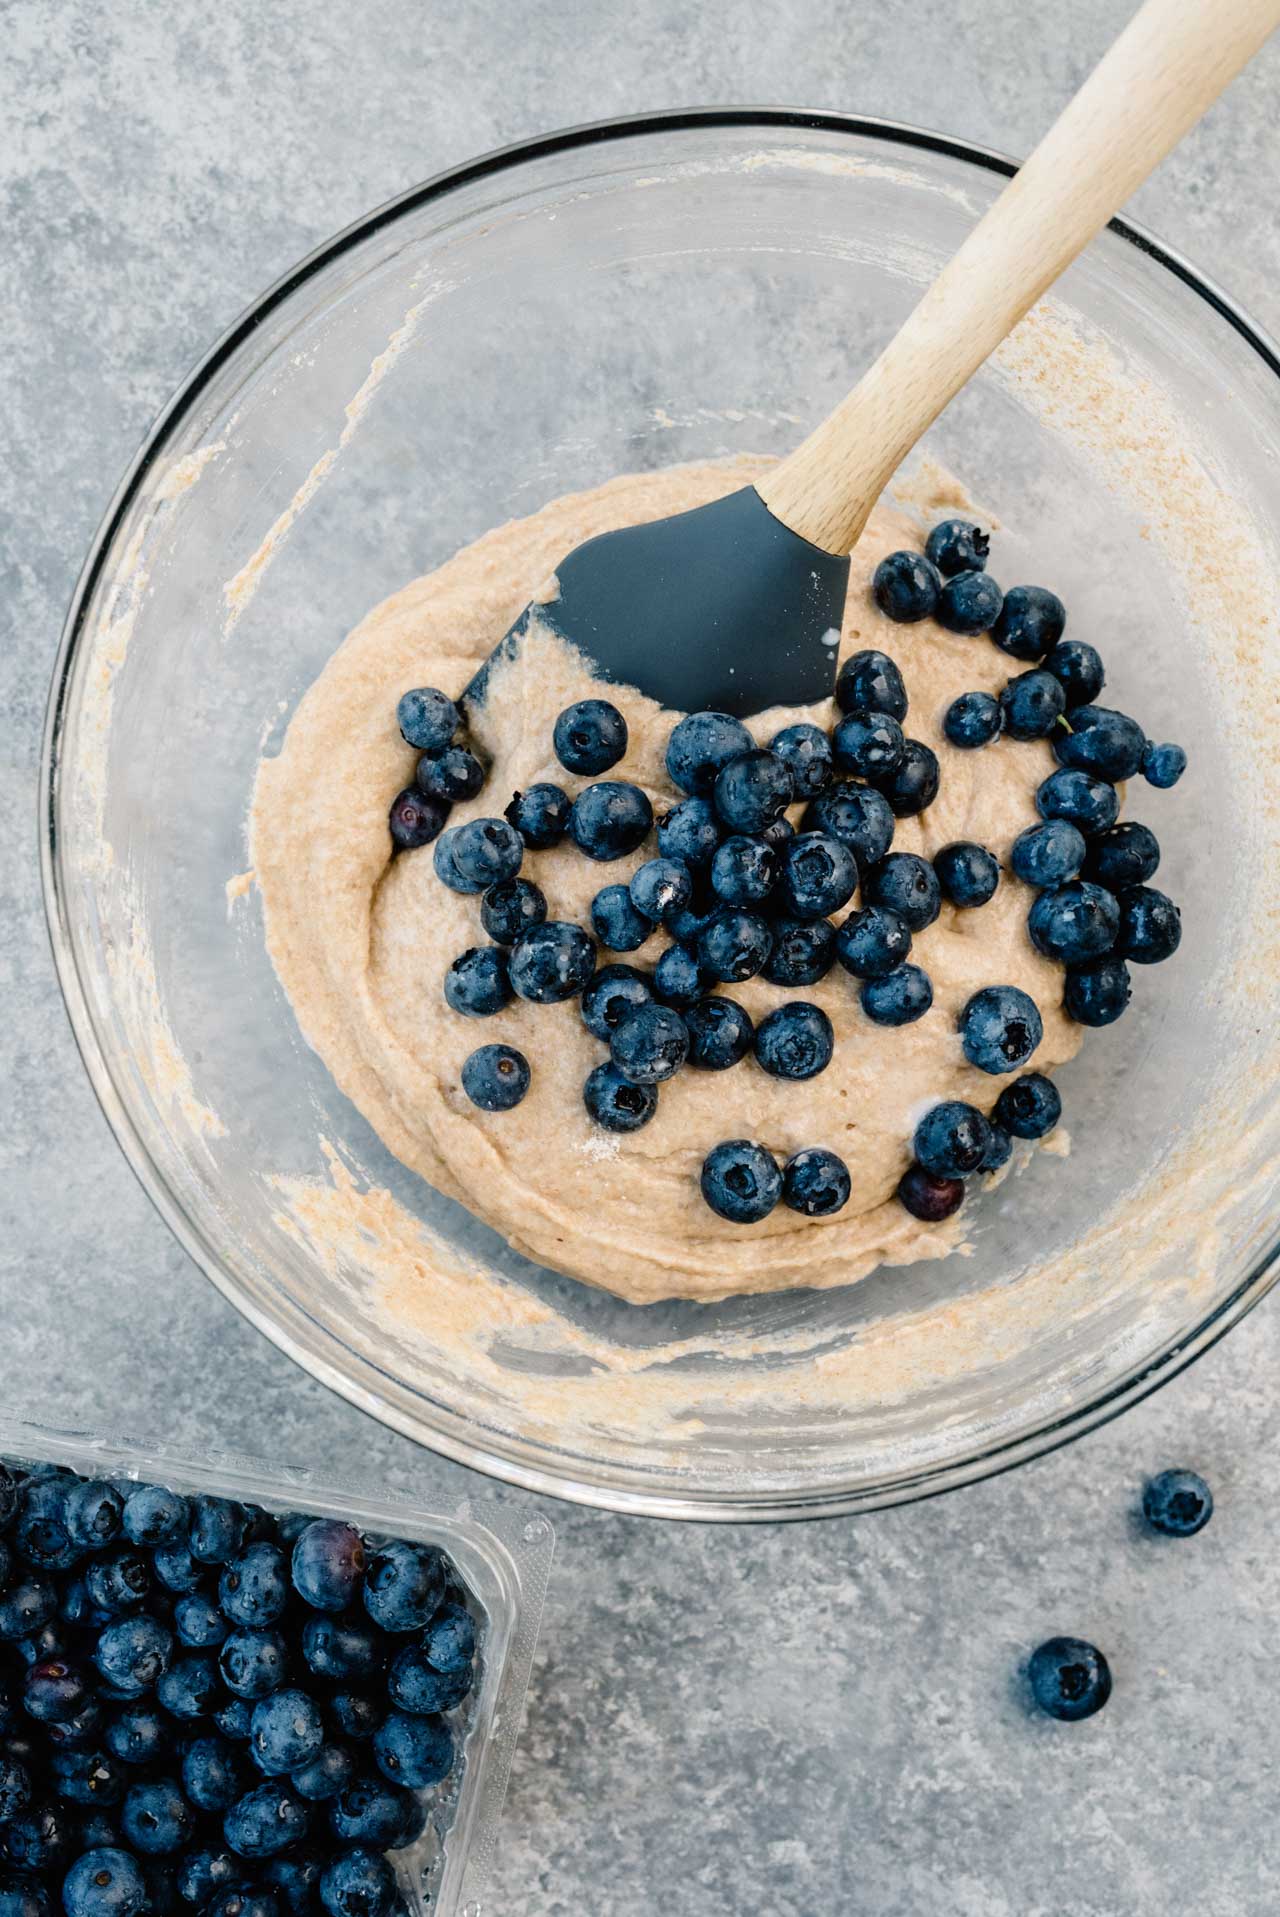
251, 458, 1080, 1305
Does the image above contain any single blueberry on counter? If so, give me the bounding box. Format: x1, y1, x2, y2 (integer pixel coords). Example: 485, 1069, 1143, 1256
913, 1101, 992, 1179
1142, 741, 1187, 789
1114, 885, 1181, 964
1000, 669, 1066, 742
863, 852, 941, 932
835, 648, 908, 721
657, 796, 721, 868
959, 985, 1043, 1074
872, 550, 941, 622
831, 708, 905, 780
835, 906, 912, 980
803, 782, 895, 871
461, 1044, 530, 1112
713, 749, 793, 835
710, 836, 777, 907
396, 687, 459, 753
503, 782, 572, 850
590, 883, 651, 953
754, 1003, 834, 1081
569, 781, 654, 861
994, 1072, 1062, 1139
700, 1141, 783, 1223
583, 1063, 658, 1132
697, 909, 773, 984
934, 841, 1000, 909
874, 739, 940, 817
1028, 881, 1120, 964
897, 1165, 964, 1222
652, 944, 706, 1009
443, 946, 512, 1019
770, 721, 833, 798
480, 877, 547, 946
684, 997, 754, 1070
944, 690, 1002, 750
665, 711, 754, 796
1084, 821, 1160, 889
610, 1005, 689, 1085
937, 569, 1003, 635
860, 964, 933, 1027
1043, 639, 1104, 708
1027, 1637, 1111, 1721
415, 743, 485, 805
507, 922, 596, 1003
1010, 819, 1085, 888
925, 518, 990, 577
580, 965, 653, 1043
552, 698, 628, 775
775, 832, 857, 921
1053, 705, 1147, 782
1142, 1469, 1213, 1537
1064, 955, 1132, 1027
1036, 766, 1119, 837
782, 1149, 851, 1218
991, 584, 1066, 661
763, 918, 837, 988
630, 857, 693, 925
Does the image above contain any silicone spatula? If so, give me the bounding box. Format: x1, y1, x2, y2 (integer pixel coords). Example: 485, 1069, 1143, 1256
466, 0, 1279, 720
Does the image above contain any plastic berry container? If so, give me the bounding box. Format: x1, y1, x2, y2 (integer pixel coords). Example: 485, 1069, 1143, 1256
0, 1407, 553, 1916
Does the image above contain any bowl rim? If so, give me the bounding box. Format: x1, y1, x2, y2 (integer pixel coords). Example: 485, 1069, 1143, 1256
40, 106, 1280, 1522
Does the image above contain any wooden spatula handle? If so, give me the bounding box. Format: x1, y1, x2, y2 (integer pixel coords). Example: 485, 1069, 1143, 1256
758, 0, 1280, 556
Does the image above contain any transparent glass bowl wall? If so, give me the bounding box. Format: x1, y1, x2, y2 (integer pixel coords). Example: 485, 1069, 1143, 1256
43, 115, 1280, 1519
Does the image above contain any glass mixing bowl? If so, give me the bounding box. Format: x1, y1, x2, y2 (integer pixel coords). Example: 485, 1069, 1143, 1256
42, 112, 1280, 1520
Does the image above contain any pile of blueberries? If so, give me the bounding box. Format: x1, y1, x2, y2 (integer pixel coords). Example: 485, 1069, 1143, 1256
388, 519, 1184, 1229
0, 1458, 476, 1916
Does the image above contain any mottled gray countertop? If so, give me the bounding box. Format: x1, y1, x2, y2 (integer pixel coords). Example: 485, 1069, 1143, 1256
5, 4, 1280, 1912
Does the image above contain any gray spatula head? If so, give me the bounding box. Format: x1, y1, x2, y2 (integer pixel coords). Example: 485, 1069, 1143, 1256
465, 484, 850, 719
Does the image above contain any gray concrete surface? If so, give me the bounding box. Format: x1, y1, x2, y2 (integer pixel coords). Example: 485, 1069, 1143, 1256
4, 4, 1280, 1911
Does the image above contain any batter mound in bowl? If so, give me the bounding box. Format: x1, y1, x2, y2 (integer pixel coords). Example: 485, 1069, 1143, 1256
251, 457, 1082, 1306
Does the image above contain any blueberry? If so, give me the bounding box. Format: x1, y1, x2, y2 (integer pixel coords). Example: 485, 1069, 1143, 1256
925, 518, 990, 577
372, 1711, 453, 1790
14, 1485, 76, 1573
934, 841, 1000, 908
1142, 1468, 1213, 1537
480, 877, 547, 947
831, 709, 904, 780
290, 1742, 355, 1804
83, 1553, 150, 1618
937, 569, 1002, 635
609, 1004, 690, 1085
249, 1691, 324, 1780
630, 857, 693, 924
710, 836, 777, 907
994, 1072, 1062, 1139
182, 1737, 248, 1813
2, 1803, 73, 1876
431, 829, 475, 895
835, 906, 912, 980
875, 740, 940, 816
396, 686, 458, 752
174, 1593, 228, 1650
121, 1778, 193, 1855
1028, 882, 1120, 963
897, 1165, 964, 1221
388, 787, 449, 852
769, 722, 833, 798
578, 966, 651, 1043
223, 1783, 309, 1860
569, 781, 654, 860
992, 584, 1066, 661
762, 918, 836, 988
461, 1043, 530, 1112
61, 1850, 148, 1917
150, 1542, 203, 1596
189, 1497, 246, 1567
713, 750, 793, 834
696, 910, 773, 984
860, 965, 933, 1027
981, 1123, 1013, 1173
959, 985, 1043, 1074
220, 1544, 288, 1630
0, 1759, 29, 1822
503, 782, 572, 850
453, 817, 525, 892
325, 1693, 382, 1743
1044, 640, 1104, 708
1084, 821, 1160, 889
943, 690, 1002, 750
24, 1660, 88, 1724
47, 1745, 121, 1811
590, 882, 652, 953
443, 946, 512, 1018
1010, 819, 1085, 887
665, 712, 754, 796
914, 1101, 993, 1178
1064, 955, 1132, 1026
63, 1484, 123, 1553
219, 1631, 288, 1702
327, 1776, 415, 1849
753, 1003, 833, 1081
213, 1697, 255, 1743
1001, 668, 1066, 742
300, 1616, 384, 1686
176, 1846, 244, 1906
76, 1814, 122, 1854
46, 1701, 104, 1754
1142, 741, 1186, 789
656, 796, 721, 868
0, 1871, 49, 1917
156, 1652, 219, 1720
508, 921, 596, 1002
93, 1619, 171, 1698
421, 1601, 475, 1675
386, 1647, 472, 1717
319, 1846, 397, 1917
651, 944, 705, 1009
553, 699, 628, 775
415, 744, 485, 805
782, 1149, 851, 1217
775, 832, 857, 920
802, 782, 895, 871
1114, 885, 1181, 964
1027, 1637, 1111, 1721
1053, 706, 1146, 781
582, 1063, 658, 1133
363, 1541, 445, 1634
103, 1706, 170, 1768
205, 1893, 280, 1917
1035, 767, 1119, 837
700, 1141, 782, 1223
863, 853, 941, 931
871, 550, 941, 622
835, 648, 908, 721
